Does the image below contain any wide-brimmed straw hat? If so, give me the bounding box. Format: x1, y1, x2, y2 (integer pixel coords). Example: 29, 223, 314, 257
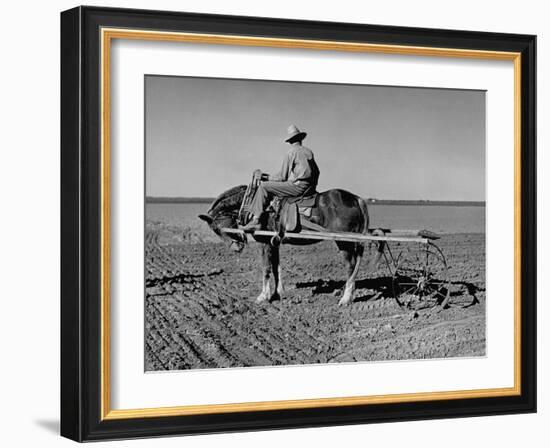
285, 124, 307, 143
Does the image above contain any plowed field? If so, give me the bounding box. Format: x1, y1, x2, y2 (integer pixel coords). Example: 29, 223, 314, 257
145, 225, 485, 370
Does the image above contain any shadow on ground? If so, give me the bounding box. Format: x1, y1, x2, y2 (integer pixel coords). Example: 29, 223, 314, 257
296, 276, 485, 306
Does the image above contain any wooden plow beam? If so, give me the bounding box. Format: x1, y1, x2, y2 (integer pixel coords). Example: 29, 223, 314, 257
221, 228, 432, 244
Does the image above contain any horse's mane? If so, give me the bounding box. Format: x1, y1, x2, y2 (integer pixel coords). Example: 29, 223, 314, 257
208, 185, 247, 217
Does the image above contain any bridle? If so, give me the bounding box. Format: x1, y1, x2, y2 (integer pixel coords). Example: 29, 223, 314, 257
209, 211, 247, 246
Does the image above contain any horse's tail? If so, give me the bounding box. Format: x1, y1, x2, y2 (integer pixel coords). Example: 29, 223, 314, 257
357, 197, 370, 235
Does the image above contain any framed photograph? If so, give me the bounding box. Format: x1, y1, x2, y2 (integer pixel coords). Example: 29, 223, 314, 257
60, 6, 536, 442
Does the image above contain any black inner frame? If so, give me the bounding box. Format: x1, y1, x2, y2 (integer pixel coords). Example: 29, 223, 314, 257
60, 6, 536, 442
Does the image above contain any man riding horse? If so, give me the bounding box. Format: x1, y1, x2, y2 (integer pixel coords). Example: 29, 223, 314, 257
240, 124, 320, 232
199, 124, 375, 305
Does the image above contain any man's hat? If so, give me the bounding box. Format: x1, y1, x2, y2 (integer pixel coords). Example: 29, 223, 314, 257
285, 124, 307, 143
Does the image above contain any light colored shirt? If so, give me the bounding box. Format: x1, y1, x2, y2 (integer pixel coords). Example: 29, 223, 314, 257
269, 145, 320, 186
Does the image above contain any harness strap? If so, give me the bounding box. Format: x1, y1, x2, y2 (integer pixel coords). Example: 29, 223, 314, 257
238, 176, 259, 225
300, 218, 327, 232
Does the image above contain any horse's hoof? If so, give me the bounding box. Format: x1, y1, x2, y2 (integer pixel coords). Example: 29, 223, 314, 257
339, 285, 355, 306
338, 296, 352, 306
255, 293, 269, 304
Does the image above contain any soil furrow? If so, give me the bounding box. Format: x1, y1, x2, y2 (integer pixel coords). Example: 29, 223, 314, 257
144, 229, 486, 370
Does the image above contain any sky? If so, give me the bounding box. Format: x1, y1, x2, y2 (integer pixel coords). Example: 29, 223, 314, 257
145, 75, 485, 201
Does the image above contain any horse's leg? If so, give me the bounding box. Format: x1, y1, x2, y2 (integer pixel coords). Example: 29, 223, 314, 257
337, 242, 363, 306
365, 241, 385, 272
274, 221, 284, 295
276, 264, 285, 296
256, 243, 272, 303
270, 245, 282, 301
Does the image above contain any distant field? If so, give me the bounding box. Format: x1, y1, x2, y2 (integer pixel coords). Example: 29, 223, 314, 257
146, 202, 486, 246
146, 196, 485, 207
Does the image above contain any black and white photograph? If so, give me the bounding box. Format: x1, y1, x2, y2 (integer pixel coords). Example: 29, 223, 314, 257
144, 75, 487, 371
0, 0, 543, 445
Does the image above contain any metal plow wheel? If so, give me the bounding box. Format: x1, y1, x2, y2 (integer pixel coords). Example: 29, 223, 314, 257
391, 241, 450, 310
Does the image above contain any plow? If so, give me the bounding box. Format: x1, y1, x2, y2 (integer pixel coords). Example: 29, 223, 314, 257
221, 225, 452, 309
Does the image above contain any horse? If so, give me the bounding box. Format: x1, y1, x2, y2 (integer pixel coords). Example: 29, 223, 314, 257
198, 185, 384, 305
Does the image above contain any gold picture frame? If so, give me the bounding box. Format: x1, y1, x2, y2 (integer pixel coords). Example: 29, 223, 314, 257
61, 6, 536, 442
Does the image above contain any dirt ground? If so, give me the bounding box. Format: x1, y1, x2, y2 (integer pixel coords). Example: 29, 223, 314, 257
145, 230, 486, 370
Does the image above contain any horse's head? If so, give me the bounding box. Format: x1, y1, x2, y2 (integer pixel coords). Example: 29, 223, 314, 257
198, 185, 247, 252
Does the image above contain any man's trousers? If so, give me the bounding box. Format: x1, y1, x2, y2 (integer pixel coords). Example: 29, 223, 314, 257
249, 181, 311, 218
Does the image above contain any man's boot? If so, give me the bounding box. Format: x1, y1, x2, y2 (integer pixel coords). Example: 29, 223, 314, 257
240, 216, 262, 233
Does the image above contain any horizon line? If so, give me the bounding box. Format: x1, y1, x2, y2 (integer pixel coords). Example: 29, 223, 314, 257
145, 196, 486, 206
